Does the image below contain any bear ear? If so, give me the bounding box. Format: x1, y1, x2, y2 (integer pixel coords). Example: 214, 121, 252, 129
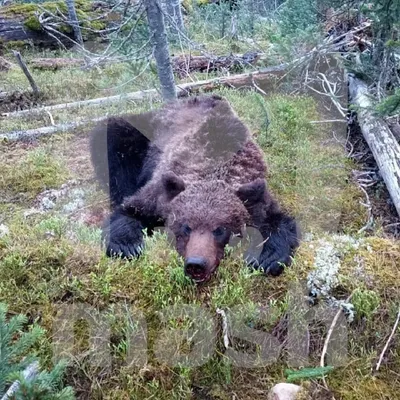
162, 171, 185, 201
236, 179, 266, 206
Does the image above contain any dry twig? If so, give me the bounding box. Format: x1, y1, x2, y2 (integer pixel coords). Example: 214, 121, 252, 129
375, 305, 400, 372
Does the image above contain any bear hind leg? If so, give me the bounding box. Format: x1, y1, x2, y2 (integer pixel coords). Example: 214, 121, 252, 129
90, 116, 155, 206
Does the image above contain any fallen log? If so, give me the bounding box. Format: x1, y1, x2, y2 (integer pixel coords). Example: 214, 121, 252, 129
29, 57, 85, 70
0, 116, 106, 141
2, 64, 287, 118
27, 52, 262, 74
0, 12, 73, 48
172, 52, 262, 78
0, 2, 109, 48
349, 75, 400, 217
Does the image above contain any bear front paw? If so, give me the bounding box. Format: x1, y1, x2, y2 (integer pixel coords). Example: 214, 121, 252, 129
247, 254, 289, 277
105, 239, 144, 259
102, 211, 145, 259
259, 259, 286, 276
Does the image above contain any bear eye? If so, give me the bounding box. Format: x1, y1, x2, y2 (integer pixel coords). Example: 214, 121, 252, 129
213, 227, 226, 238
182, 224, 192, 236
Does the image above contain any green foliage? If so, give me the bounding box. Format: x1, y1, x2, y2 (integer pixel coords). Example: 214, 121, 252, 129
352, 288, 380, 319
24, 15, 42, 31
0, 303, 74, 399
375, 88, 400, 116
0, 303, 44, 395
361, 0, 400, 34
278, 0, 319, 36
7, 361, 74, 400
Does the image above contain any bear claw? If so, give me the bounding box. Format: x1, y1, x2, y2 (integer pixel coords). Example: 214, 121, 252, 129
106, 241, 144, 259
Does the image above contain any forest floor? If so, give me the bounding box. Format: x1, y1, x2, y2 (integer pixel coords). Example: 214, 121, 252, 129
0, 50, 400, 400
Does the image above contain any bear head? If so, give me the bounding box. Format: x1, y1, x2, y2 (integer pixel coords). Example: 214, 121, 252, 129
159, 172, 266, 283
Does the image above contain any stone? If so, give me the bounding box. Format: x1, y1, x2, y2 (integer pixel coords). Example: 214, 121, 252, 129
268, 383, 303, 400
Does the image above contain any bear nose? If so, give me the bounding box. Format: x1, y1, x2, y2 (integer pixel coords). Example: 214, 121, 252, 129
184, 257, 208, 281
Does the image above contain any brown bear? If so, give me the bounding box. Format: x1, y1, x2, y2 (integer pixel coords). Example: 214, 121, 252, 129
90, 95, 299, 282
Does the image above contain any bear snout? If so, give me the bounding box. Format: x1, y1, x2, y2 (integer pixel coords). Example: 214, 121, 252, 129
184, 231, 220, 282
184, 256, 208, 282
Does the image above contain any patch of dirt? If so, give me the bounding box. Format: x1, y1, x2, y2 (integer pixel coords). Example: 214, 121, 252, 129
79, 205, 108, 227
57, 134, 94, 181
348, 115, 400, 238
0, 90, 47, 113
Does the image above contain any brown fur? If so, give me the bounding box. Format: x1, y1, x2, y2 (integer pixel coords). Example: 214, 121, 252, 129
124, 96, 266, 222
91, 94, 298, 282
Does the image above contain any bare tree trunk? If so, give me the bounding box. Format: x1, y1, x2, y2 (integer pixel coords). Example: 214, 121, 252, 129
220, 5, 227, 39
66, 0, 83, 45
12, 51, 40, 97
247, 0, 255, 35
145, 0, 176, 101
230, 12, 238, 41
165, 0, 184, 35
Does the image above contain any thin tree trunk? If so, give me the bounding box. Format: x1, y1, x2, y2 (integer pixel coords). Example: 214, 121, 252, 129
66, 0, 83, 45
165, 0, 184, 35
221, 6, 227, 39
12, 51, 40, 97
145, 0, 176, 101
230, 12, 238, 41
248, 0, 255, 35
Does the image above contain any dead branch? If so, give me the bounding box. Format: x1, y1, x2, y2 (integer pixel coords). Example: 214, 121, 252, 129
29, 57, 84, 70
12, 51, 40, 97
0, 117, 107, 142
2, 65, 287, 118
320, 293, 353, 395
375, 305, 400, 372
173, 52, 262, 78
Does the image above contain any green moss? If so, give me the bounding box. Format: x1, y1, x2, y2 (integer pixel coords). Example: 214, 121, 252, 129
58, 24, 73, 34
3, 0, 105, 37
352, 288, 380, 320
3, 3, 38, 15
4, 40, 28, 50
89, 20, 107, 31
24, 15, 42, 31
0, 148, 69, 202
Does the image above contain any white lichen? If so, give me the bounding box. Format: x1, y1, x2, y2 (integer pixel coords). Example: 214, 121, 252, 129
0, 224, 10, 238
307, 234, 365, 322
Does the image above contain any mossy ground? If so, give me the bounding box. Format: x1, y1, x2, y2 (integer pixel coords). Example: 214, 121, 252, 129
0, 75, 399, 398
2, 0, 107, 38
